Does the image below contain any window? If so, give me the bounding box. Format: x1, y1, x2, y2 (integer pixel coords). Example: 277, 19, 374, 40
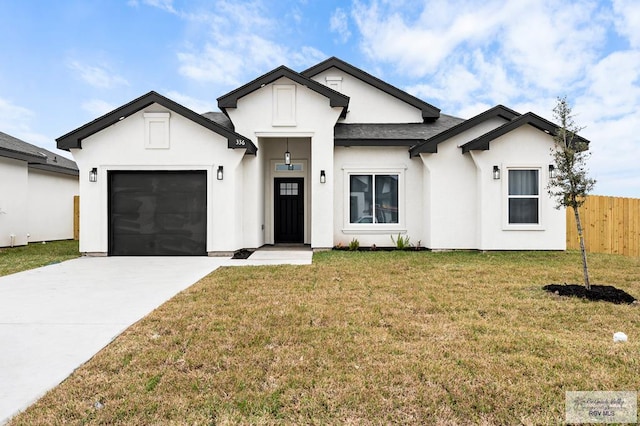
349, 174, 398, 224
508, 169, 539, 224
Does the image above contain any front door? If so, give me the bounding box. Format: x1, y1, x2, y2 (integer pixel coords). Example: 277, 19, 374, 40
274, 178, 304, 243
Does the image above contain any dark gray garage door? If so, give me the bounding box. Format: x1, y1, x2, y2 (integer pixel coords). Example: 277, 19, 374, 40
109, 171, 207, 256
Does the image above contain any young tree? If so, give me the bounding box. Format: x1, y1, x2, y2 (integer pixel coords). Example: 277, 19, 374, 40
548, 96, 596, 290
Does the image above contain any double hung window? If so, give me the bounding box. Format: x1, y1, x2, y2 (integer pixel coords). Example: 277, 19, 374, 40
508, 169, 539, 224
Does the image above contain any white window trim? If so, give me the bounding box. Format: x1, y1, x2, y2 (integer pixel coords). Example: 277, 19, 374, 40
502, 165, 546, 231
342, 165, 406, 234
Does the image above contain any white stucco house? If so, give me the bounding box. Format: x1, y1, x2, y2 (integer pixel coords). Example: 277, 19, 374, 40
56, 57, 588, 256
0, 131, 79, 247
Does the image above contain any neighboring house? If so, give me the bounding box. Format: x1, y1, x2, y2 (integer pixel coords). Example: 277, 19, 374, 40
56, 57, 588, 256
0, 131, 79, 247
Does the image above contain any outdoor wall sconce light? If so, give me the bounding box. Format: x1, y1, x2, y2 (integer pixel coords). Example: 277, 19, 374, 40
217, 165, 224, 180
493, 165, 500, 180
549, 164, 556, 179
89, 167, 98, 182
320, 170, 326, 184
284, 138, 291, 166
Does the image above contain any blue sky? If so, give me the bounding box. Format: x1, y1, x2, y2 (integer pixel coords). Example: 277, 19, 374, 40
1, 0, 639, 197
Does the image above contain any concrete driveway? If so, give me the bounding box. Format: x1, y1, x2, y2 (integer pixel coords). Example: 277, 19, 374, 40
0, 256, 229, 424
0, 247, 313, 424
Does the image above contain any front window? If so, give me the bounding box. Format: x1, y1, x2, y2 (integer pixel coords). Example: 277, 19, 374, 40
349, 174, 398, 224
508, 169, 539, 224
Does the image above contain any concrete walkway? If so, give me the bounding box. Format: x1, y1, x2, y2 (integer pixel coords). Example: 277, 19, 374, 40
0, 248, 312, 424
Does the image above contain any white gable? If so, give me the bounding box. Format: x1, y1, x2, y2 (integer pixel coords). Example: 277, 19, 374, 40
310, 68, 423, 124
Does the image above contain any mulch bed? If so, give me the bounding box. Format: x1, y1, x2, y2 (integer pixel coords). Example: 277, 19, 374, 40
543, 284, 637, 304
231, 249, 254, 259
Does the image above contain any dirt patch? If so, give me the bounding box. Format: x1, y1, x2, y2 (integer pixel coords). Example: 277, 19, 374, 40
543, 284, 637, 304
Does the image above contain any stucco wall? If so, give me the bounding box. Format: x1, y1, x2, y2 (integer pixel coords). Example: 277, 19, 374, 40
71, 104, 243, 254
27, 168, 78, 242
421, 116, 510, 249
333, 146, 424, 248
226, 76, 343, 249
310, 68, 423, 124
471, 125, 566, 250
0, 157, 28, 247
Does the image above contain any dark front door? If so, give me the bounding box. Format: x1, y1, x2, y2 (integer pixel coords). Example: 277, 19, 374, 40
274, 178, 304, 243
109, 171, 207, 256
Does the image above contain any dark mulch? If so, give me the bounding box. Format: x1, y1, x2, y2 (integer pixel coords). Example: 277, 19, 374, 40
231, 249, 254, 259
543, 284, 637, 304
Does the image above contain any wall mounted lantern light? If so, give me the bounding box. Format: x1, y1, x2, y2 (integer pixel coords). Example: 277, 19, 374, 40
493, 165, 500, 180
284, 138, 291, 166
549, 164, 556, 179
320, 170, 326, 184
89, 167, 98, 182
217, 165, 224, 180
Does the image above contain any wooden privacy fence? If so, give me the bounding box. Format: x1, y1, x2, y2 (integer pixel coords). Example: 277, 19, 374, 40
74, 195, 79, 241
566, 195, 640, 257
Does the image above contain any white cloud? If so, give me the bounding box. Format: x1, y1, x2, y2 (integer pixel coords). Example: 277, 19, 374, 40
165, 91, 216, 113
81, 99, 117, 117
0, 97, 69, 157
612, 0, 640, 48
330, 8, 351, 43
143, 0, 326, 87
68, 61, 129, 89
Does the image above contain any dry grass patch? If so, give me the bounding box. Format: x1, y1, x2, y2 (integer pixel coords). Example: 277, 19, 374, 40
9, 250, 640, 425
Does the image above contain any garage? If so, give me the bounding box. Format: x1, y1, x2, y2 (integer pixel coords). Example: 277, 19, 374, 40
108, 171, 207, 256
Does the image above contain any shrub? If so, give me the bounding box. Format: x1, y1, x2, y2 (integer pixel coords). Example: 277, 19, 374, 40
391, 233, 411, 250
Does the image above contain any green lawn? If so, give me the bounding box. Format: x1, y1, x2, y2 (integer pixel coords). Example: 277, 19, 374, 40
0, 240, 79, 277
8, 250, 640, 425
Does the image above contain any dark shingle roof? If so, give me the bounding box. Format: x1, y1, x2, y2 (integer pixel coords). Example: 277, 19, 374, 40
334, 114, 464, 147
0, 131, 78, 176
202, 112, 234, 131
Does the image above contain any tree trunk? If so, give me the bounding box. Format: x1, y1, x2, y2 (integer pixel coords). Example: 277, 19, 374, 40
573, 206, 591, 290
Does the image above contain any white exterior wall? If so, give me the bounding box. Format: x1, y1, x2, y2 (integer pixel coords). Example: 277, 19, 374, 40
27, 169, 78, 242
0, 157, 29, 247
226, 77, 342, 249
471, 126, 566, 250
422, 117, 510, 249
71, 104, 242, 254
333, 146, 424, 247
310, 69, 423, 124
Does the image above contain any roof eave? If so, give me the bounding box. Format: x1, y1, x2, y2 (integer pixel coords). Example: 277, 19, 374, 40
56, 91, 256, 154
302, 56, 440, 120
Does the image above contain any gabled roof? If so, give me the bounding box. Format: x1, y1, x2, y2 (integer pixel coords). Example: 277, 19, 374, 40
0, 131, 78, 176
460, 111, 590, 153
409, 105, 520, 157
217, 65, 350, 117
302, 56, 440, 121
57, 91, 257, 155
335, 114, 464, 147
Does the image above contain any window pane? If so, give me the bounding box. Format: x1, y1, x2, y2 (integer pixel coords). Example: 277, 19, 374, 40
509, 198, 539, 223
509, 170, 539, 195
374, 175, 398, 224
350, 175, 372, 223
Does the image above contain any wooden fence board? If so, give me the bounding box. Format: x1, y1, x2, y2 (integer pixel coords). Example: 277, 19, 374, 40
73, 195, 79, 241
567, 195, 640, 257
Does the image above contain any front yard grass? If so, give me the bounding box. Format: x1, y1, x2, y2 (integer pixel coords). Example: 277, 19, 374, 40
9, 250, 640, 425
0, 240, 79, 277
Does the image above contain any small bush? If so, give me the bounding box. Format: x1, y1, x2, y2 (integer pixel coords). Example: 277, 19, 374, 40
391, 233, 411, 250
348, 238, 360, 251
